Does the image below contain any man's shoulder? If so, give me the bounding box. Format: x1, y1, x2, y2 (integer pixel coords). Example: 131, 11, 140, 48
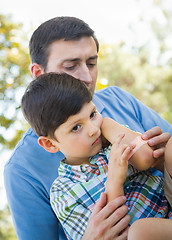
5, 128, 38, 166
94, 86, 132, 102
95, 86, 125, 96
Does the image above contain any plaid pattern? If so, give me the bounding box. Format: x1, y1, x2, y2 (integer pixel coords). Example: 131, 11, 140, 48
50, 147, 172, 240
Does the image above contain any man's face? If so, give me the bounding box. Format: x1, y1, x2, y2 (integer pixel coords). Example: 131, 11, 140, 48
45, 37, 98, 96
53, 101, 103, 166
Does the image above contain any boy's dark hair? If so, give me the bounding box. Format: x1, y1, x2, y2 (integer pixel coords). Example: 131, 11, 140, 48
21, 73, 92, 138
29, 16, 99, 70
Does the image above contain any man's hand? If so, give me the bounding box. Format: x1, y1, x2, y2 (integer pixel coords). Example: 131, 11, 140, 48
141, 126, 171, 158
82, 193, 130, 240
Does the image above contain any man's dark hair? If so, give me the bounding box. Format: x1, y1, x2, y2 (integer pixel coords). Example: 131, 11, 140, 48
29, 16, 99, 70
21, 72, 92, 138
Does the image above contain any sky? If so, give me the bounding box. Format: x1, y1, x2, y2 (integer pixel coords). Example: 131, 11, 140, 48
1, 0, 155, 46
0, 0, 167, 208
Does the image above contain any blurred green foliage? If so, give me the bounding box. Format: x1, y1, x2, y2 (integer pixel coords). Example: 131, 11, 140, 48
98, 42, 172, 123
0, 205, 17, 240
0, 13, 31, 151
97, 0, 172, 124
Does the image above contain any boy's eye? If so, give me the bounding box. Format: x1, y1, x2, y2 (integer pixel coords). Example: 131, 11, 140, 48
72, 124, 81, 132
90, 111, 97, 119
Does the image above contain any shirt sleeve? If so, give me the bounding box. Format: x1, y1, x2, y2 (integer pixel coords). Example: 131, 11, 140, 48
4, 128, 67, 240
4, 162, 61, 240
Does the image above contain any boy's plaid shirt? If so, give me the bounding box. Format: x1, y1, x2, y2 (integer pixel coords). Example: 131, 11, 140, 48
50, 147, 172, 240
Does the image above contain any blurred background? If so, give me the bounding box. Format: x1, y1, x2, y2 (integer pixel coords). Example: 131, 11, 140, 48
1, 0, 172, 238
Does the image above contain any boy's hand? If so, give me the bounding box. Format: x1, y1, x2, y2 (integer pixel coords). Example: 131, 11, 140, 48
108, 133, 135, 185
141, 126, 171, 158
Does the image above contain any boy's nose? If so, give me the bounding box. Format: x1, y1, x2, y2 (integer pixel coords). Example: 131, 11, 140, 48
88, 122, 99, 137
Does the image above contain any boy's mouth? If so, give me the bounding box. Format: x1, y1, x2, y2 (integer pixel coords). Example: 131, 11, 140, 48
92, 136, 101, 146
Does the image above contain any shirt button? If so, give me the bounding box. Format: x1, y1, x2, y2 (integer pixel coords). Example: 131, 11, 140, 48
81, 166, 86, 172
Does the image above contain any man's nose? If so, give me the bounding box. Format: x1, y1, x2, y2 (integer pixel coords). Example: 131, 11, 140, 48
78, 65, 92, 85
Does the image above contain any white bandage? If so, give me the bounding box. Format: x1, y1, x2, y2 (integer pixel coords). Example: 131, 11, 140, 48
127, 135, 148, 161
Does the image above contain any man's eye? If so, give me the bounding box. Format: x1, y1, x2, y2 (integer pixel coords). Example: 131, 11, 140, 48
72, 124, 81, 132
87, 63, 96, 68
90, 111, 97, 119
64, 65, 76, 71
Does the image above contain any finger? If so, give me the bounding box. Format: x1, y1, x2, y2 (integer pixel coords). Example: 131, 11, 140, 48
141, 126, 162, 140
147, 132, 171, 147
121, 145, 135, 162
99, 196, 127, 220
107, 204, 129, 226
117, 226, 130, 240
109, 142, 128, 159
111, 214, 130, 239
91, 192, 107, 217
110, 143, 128, 157
115, 132, 125, 145
153, 147, 165, 158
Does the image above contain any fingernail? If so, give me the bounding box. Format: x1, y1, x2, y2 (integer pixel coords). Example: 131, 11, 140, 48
153, 151, 159, 158
122, 196, 127, 202
142, 133, 147, 139
148, 139, 154, 145
126, 147, 131, 151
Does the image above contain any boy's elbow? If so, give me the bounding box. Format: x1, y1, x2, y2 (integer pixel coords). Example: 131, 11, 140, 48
130, 144, 155, 171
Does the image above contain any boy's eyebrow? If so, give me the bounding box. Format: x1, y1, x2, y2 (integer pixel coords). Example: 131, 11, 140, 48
63, 55, 98, 62
67, 105, 97, 128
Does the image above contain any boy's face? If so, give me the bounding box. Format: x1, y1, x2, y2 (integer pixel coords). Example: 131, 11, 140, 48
40, 37, 98, 96
53, 101, 103, 165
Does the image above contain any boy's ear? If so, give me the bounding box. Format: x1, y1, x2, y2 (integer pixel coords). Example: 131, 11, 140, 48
31, 63, 44, 78
38, 136, 60, 153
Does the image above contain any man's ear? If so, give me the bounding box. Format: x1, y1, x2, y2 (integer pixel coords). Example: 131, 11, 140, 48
38, 136, 60, 153
31, 63, 44, 78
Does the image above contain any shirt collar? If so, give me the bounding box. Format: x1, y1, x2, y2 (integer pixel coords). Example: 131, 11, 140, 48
58, 149, 108, 181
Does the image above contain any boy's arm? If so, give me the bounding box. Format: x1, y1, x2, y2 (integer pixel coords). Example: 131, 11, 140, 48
101, 117, 156, 171
105, 133, 134, 203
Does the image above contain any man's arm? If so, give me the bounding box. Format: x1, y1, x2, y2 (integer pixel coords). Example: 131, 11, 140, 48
4, 128, 67, 240
4, 162, 64, 240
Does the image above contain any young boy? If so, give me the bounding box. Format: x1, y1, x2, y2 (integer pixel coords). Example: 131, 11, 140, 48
21, 72, 172, 240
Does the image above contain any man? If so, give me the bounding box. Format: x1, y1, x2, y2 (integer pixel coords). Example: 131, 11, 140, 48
4, 16, 172, 240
